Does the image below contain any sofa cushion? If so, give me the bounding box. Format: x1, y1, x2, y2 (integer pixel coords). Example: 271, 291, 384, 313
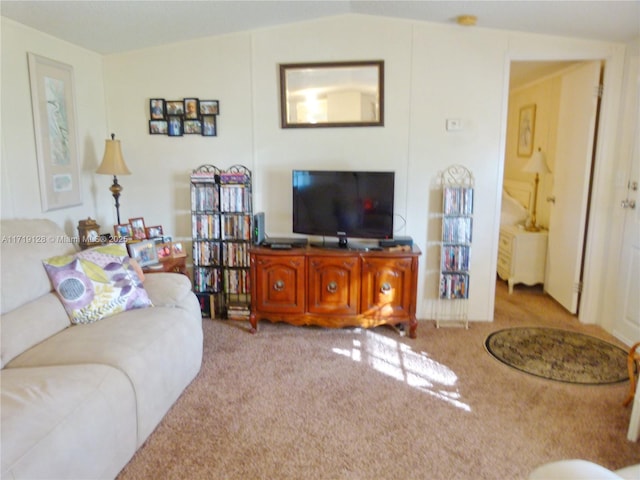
0, 293, 70, 368
1, 364, 137, 480
1, 219, 77, 315
6, 302, 204, 446
43, 244, 152, 324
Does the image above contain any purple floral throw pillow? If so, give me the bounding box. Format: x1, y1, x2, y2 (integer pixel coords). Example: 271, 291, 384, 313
43, 243, 152, 324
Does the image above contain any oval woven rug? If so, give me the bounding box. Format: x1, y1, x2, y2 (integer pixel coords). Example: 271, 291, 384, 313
485, 327, 629, 385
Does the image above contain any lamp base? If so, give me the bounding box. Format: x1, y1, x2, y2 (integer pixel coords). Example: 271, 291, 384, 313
109, 175, 123, 225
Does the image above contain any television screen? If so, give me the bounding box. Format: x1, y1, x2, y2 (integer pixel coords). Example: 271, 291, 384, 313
292, 170, 394, 245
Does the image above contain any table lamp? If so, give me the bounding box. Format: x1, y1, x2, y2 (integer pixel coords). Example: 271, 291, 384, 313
97, 133, 131, 224
522, 147, 551, 232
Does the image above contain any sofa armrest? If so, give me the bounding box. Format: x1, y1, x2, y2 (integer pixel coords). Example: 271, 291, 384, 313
142, 273, 194, 308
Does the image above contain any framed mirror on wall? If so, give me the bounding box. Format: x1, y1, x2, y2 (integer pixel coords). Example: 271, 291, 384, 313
279, 60, 384, 128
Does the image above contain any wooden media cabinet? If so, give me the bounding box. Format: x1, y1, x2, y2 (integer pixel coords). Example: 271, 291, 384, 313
249, 245, 421, 338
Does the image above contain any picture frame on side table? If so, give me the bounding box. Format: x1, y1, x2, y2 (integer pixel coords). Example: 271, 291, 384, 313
156, 242, 173, 260
145, 225, 163, 239
28, 52, 82, 211
114, 223, 132, 239
129, 217, 147, 240
172, 241, 186, 258
127, 240, 158, 267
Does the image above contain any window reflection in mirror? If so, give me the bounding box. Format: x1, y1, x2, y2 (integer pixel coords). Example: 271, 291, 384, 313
280, 61, 384, 128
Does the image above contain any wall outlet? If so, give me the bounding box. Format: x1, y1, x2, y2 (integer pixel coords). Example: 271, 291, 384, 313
446, 118, 462, 131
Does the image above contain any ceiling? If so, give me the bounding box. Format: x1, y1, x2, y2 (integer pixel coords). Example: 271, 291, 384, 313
1, 1, 638, 55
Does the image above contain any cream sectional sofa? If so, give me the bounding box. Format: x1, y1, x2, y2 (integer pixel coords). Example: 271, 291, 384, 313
1, 219, 203, 479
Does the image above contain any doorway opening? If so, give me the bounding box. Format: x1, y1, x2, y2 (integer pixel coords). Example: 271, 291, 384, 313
496, 59, 604, 316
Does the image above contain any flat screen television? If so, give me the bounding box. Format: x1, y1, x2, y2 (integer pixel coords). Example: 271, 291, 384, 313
292, 170, 395, 248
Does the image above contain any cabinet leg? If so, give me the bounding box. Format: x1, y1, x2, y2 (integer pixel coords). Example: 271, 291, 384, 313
508, 279, 514, 294
409, 317, 418, 339
249, 313, 258, 334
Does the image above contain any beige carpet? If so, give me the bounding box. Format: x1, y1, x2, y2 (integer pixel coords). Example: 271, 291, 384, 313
117, 281, 640, 480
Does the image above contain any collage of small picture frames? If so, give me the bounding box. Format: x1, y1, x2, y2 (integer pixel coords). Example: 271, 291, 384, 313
149, 98, 219, 137
115, 217, 186, 268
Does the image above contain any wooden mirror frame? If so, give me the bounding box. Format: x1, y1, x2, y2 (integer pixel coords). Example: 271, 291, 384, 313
279, 60, 384, 128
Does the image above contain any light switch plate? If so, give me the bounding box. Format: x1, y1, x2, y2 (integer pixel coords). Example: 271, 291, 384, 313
446, 118, 462, 131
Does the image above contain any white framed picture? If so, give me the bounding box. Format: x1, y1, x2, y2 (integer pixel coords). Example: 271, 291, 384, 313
28, 52, 82, 211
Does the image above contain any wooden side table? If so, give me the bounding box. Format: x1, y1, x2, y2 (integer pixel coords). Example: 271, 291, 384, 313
143, 256, 188, 276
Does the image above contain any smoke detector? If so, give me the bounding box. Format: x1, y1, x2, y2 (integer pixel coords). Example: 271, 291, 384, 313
456, 15, 478, 26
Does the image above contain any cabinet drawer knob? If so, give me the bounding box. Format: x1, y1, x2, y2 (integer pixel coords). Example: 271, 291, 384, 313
273, 280, 285, 291
380, 282, 392, 294
326, 281, 338, 293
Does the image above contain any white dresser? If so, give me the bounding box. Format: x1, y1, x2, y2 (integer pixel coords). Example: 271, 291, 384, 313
497, 225, 548, 294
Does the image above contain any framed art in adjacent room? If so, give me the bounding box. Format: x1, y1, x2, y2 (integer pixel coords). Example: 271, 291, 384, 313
28, 52, 82, 211
517, 104, 536, 157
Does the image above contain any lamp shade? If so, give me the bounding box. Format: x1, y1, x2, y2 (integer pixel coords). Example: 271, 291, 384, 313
522, 148, 551, 175
96, 134, 131, 176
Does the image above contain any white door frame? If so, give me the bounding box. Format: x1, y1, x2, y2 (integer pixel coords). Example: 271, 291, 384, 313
491, 44, 627, 331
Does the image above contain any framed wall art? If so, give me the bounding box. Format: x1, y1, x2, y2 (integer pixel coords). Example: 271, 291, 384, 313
149, 120, 168, 135
168, 116, 184, 136
184, 98, 199, 119
200, 100, 219, 115
279, 60, 384, 128
166, 100, 184, 116
517, 104, 536, 157
184, 119, 202, 134
148, 97, 220, 137
202, 115, 217, 136
28, 52, 82, 211
150, 98, 165, 119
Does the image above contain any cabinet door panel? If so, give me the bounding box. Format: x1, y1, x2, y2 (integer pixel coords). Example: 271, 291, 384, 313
254, 255, 305, 313
308, 256, 360, 315
361, 257, 415, 318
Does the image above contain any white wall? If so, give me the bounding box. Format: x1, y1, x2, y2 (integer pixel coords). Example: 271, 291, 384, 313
1, 18, 111, 237
2, 14, 630, 326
